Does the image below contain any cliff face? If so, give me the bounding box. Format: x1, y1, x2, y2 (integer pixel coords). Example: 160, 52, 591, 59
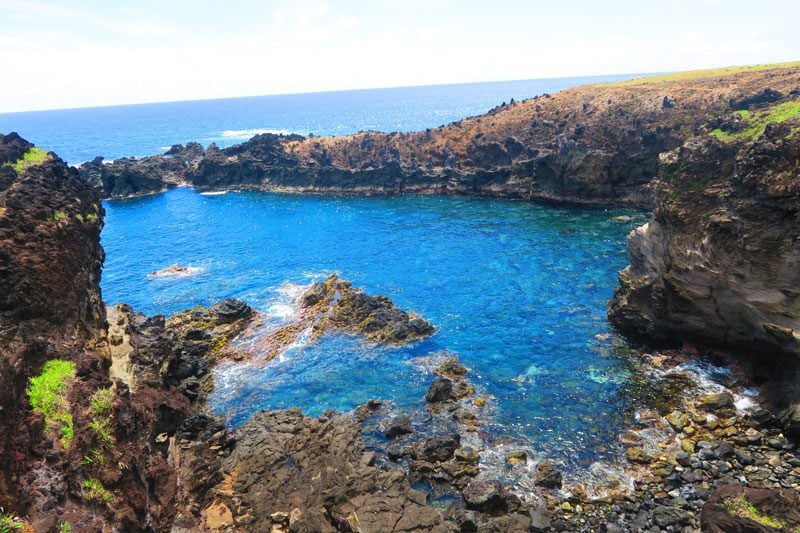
0, 132, 106, 509
608, 109, 800, 435
83, 65, 800, 207
609, 126, 800, 358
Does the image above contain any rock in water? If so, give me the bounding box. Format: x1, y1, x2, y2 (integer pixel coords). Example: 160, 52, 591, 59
534, 460, 563, 489
210, 298, 252, 324
426, 377, 456, 403
384, 415, 413, 438
147, 263, 204, 278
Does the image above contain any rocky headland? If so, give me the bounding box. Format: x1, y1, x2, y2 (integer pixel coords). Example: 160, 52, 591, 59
1, 61, 799, 531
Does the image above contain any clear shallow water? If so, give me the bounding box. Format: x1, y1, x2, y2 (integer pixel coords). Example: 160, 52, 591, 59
0, 74, 636, 164
102, 188, 648, 466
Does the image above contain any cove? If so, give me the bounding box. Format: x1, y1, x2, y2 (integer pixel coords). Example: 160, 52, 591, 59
101, 187, 648, 468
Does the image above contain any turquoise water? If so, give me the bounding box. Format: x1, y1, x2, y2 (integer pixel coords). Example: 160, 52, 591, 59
0, 74, 636, 164
102, 188, 647, 466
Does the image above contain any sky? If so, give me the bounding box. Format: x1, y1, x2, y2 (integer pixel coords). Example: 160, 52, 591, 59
0, 0, 798, 113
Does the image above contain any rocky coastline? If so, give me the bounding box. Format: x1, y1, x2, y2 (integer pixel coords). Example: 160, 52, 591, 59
1, 62, 799, 531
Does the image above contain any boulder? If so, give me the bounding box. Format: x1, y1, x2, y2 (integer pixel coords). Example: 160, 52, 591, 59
462, 479, 506, 512
534, 460, 562, 489
384, 415, 413, 439
415, 434, 460, 463
426, 378, 456, 403
696, 392, 734, 412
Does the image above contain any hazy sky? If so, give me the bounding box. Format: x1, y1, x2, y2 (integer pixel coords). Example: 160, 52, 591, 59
0, 0, 797, 113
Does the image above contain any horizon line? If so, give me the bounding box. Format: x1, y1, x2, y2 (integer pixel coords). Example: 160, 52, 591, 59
0, 70, 658, 116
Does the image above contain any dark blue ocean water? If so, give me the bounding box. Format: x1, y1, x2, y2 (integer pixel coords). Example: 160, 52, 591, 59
102, 189, 646, 467
0, 75, 634, 164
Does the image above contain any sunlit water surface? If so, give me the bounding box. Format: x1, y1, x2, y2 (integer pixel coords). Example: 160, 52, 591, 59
102, 188, 649, 468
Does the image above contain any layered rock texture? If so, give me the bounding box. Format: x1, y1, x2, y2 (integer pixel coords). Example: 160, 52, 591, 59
0, 133, 106, 515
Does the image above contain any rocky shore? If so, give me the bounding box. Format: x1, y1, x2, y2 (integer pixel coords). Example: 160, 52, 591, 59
1, 61, 799, 532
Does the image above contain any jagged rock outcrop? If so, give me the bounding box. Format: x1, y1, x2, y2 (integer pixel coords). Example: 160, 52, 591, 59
82, 65, 800, 206
242, 274, 435, 362
79, 142, 204, 198
609, 126, 800, 357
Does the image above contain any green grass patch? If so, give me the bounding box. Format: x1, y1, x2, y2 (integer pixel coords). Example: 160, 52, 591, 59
710, 99, 800, 142
26, 359, 76, 450
82, 478, 113, 504
721, 495, 785, 528
2, 146, 50, 173
88, 388, 115, 449
598, 61, 800, 87
0, 509, 26, 532
59, 522, 73, 533
49, 211, 68, 222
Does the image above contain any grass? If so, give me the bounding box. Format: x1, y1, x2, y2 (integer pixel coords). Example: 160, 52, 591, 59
0, 510, 26, 532
710, 99, 800, 142
88, 388, 115, 448
82, 478, 113, 504
721, 495, 785, 528
26, 359, 76, 450
1, 147, 50, 173
59, 522, 73, 533
599, 61, 800, 87
50, 211, 68, 222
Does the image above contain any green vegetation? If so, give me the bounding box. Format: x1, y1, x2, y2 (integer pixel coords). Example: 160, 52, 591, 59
599, 61, 800, 87
59, 522, 73, 533
26, 359, 76, 450
88, 388, 115, 448
721, 495, 785, 528
82, 447, 106, 467
50, 211, 68, 221
82, 478, 113, 504
1, 146, 50, 173
710, 99, 800, 142
85, 213, 97, 221
0, 510, 26, 532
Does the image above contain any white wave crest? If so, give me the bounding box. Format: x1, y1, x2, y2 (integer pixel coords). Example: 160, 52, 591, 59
147, 264, 205, 279
218, 128, 293, 140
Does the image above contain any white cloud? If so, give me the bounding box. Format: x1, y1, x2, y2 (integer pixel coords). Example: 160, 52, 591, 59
0, 0, 797, 112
